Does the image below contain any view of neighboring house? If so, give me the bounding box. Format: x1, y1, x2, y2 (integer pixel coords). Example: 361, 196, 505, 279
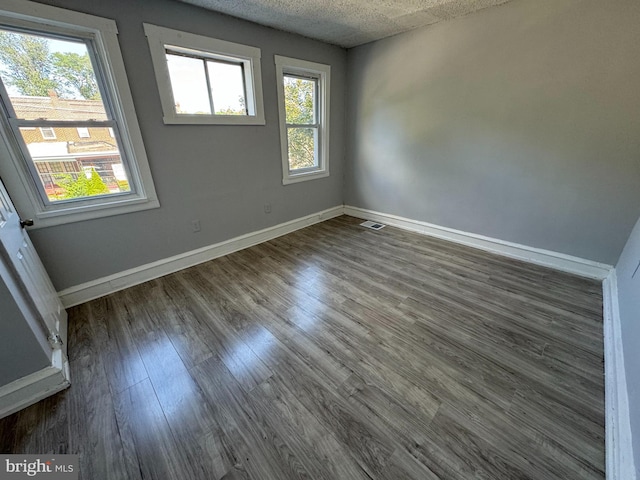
12, 91, 127, 200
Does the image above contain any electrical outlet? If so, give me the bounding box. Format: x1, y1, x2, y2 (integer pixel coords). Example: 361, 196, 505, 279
192, 220, 201, 233
264, 203, 272, 214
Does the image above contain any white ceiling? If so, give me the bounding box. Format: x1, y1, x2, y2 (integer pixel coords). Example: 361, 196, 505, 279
177, 0, 515, 48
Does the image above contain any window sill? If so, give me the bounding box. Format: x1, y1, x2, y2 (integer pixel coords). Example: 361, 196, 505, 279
283, 170, 329, 185
30, 196, 160, 229
162, 114, 265, 126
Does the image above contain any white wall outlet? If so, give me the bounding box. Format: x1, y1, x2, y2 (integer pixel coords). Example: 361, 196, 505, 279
192, 220, 201, 232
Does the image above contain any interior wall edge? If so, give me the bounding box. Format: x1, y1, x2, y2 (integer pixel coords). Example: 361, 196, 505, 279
602, 270, 637, 480
0, 349, 70, 420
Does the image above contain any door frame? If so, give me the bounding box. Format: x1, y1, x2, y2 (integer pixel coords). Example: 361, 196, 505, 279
0, 186, 70, 419
0, 259, 70, 419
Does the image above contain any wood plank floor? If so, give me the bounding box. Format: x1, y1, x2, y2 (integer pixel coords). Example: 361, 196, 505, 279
0, 215, 605, 479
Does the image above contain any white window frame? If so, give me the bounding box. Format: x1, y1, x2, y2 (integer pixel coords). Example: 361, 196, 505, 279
0, 0, 159, 228
275, 55, 330, 185
39, 127, 56, 139
76, 127, 90, 138
144, 23, 265, 126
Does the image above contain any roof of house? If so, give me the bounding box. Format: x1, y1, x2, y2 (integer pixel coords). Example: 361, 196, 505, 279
10, 93, 107, 122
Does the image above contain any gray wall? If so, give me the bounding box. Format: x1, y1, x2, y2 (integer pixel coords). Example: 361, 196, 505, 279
616, 214, 640, 473
0, 276, 50, 385
27, 0, 346, 291
345, 0, 640, 265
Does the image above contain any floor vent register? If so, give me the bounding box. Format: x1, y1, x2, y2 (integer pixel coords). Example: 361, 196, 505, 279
360, 220, 386, 230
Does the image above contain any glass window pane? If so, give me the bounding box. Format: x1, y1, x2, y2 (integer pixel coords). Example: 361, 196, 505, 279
284, 75, 315, 125
207, 61, 246, 115
40, 127, 56, 139
165, 53, 211, 115
20, 126, 130, 202
0, 29, 107, 120
287, 127, 317, 170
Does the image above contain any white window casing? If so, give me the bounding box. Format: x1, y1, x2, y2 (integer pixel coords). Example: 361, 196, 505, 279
275, 55, 330, 185
144, 23, 265, 126
0, 0, 160, 228
76, 127, 90, 138
40, 127, 56, 139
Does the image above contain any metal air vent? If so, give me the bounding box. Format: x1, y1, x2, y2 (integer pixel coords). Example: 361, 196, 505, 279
360, 220, 386, 230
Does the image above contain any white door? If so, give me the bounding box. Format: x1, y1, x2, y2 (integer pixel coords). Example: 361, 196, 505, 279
0, 176, 66, 349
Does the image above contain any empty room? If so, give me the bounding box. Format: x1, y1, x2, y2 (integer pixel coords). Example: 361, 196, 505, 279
0, 0, 638, 478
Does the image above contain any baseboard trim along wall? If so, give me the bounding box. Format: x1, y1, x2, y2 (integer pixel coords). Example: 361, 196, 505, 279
343, 206, 613, 280
59, 205, 613, 307
345, 205, 632, 479
58, 206, 344, 308
56, 204, 631, 476
603, 271, 637, 480
0, 349, 70, 420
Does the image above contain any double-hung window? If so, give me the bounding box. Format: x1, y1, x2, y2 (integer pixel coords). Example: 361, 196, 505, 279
144, 24, 265, 125
275, 56, 330, 184
0, 0, 158, 227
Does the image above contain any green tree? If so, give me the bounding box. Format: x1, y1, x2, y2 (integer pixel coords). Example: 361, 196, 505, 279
55, 168, 110, 199
216, 106, 245, 115
287, 128, 315, 169
216, 96, 246, 116
284, 77, 316, 169
0, 31, 59, 96
52, 52, 101, 100
0, 30, 100, 100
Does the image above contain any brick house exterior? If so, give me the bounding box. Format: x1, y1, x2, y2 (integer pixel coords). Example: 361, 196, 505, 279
12, 91, 126, 199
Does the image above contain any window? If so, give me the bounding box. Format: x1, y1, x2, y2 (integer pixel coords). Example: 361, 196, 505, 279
40, 127, 56, 139
275, 56, 330, 184
0, 0, 158, 227
144, 24, 265, 125
76, 127, 90, 138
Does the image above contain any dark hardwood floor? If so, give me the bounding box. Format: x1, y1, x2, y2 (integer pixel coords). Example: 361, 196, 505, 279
0, 215, 605, 479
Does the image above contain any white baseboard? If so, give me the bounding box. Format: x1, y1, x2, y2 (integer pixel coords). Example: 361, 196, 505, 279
344, 206, 612, 280
60, 205, 612, 307
603, 271, 637, 480
346, 206, 633, 477
53, 203, 632, 476
58, 206, 344, 307
0, 349, 70, 419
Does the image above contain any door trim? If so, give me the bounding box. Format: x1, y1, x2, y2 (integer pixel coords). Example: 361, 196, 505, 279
0, 348, 70, 419
603, 270, 637, 479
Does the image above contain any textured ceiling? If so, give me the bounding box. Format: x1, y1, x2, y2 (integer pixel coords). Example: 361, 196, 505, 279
177, 0, 515, 48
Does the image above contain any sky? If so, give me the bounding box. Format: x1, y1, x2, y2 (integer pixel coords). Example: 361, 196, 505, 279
166, 53, 246, 114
